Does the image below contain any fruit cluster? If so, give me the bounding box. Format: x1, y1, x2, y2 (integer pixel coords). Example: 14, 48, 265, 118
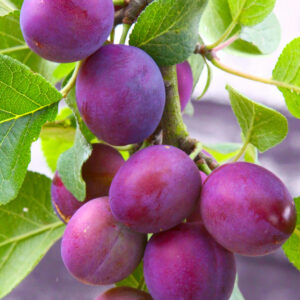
20, 0, 297, 299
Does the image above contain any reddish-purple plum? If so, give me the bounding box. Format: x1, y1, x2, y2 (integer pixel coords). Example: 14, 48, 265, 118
109, 145, 201, 233
51, 144, 124, 223
96, 287, 153, 300
201, 162, 297, 256
76, 45, 165, 146
176, 61, 193, 111
144, 223, 236, 300
61, 197, 147, 285
20, 0, 114, 62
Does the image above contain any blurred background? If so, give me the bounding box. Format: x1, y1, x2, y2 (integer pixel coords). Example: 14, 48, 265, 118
5, 1, 300, 299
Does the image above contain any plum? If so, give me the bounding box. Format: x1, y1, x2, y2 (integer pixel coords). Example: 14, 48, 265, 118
20, 0, 114, 62
61, 197, 147, 285
144, 223, 236, 300
95, 287, 153, 300
109, 145, 201, 233
76, 44, 165, 146
200, 162, 297, 256
176, 61, 193, 111
51, 144, 124, 223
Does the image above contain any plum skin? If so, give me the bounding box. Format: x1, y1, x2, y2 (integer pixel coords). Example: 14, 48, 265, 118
144, 223, 236, 300
20, 0, 114, 62
61, 197, 147, 285
200, 162, 297, 256
95, 287, 153, 300
76, 44, 166, 146
176, 61, 193, 111
51, 144, 124, 223
109, 145, 202, 233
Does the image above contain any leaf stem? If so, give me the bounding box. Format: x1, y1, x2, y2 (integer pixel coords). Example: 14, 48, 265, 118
211, 58, 300, 93
196, 58, 212, 100
60, 61, 83, 98
110, 28, 115, 43
99, 141, 137, 152
160, 66, 189, 146
0, 44, 29, 55
233, 141, 249, 162
119, 24, 131, 44
189, 142, 203, 160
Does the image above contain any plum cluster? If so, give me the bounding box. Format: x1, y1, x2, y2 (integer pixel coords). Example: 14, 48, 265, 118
21, 1, 297, 299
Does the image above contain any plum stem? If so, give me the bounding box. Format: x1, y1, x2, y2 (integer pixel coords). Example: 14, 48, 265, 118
119, 24, 131, 44
189, 142, 203, 160
60, 61, 83, 98
113, 0, 126, 5
197, 162, 212, 175
160, 66, 189, 147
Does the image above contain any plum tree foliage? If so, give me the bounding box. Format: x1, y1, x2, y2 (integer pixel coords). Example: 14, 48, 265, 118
0, 0, 299, 299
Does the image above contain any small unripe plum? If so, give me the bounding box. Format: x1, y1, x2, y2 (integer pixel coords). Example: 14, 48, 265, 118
144, 223, 236, 300
176, 61, 193, 111
20, 0, 114, 62
51, 144, 124, 223
201, 162, 297, 256
95, 287, 153, 300
61, 197, 147, 285
76, 44, 166, 146
109, 145, 201, 233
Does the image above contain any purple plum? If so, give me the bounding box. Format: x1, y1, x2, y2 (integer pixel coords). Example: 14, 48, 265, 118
144, 223, 236, 300
51, 144, 124, 223
20, 0, 114, 62
200, 162, 297, 256
76, 44, 166, 146
109, 145, 201, 233
95, 287, 153, 300
176, 61, 193, 111
61, 197, 147, 285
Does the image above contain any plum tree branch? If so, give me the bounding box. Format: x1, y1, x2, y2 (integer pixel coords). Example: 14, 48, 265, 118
160, 65, 189, 147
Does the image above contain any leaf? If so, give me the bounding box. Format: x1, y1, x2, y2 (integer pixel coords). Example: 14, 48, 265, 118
183, 101, 194, 116
226, 85, 288, 152
244, 143, 258, 163
230, 276, 245, 300
203, 143, 241, 163
0, 11, 57, 82
283, 197, 300, 271
7, 0, 22, 9
273, 38, 300, 118
0, 0, 16, 16
228, 0, 276, 27
53, 63, 76, 82
116, 262, 147, 292
57, 127, 92, 202
0, 55, 61, 204
200, 0, 279, 56
129, 0, 208, 66
0, 172, 65, 298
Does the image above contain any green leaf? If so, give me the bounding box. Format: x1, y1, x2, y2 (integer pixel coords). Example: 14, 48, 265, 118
200, 0, 279, 56
57, 127, 92, 202
0, 172, 65, 298
53, 63, 76, 82
283, 197, 300, 271
273, 38, 300, 118
129, 0, 208, 66
226, 85, 288, 152
116, 262, 147, 292
203, 143, 241, 163
230, 277, 245, 300
0, 11, 57, 82
228, 0, 276, 27
0, 0, 16, 16
244, 143, 258, 163
0, 55, 61, 204
8, 0, 22, 9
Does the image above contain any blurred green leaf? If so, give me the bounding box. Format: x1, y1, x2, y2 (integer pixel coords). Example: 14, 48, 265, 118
283, 197, 300, 271
230, 276, 245, 300
0, 172, 65, 298
203, 143, 241, 163
0, 55, 61, 205
53, 63, 76, 82
273, 38, 300, 118
244, 143, 258, 163
0, 0, 16, 16
130, 0, 208, 66
226, 85, 288, 152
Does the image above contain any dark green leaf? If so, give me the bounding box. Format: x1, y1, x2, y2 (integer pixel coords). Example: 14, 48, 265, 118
0, 55, 61, 204
273, 38, 300, 118
130, 0, 208, 66
283, 197, 300, 271
226, 85, 288, 152
0, 172, 65, 298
